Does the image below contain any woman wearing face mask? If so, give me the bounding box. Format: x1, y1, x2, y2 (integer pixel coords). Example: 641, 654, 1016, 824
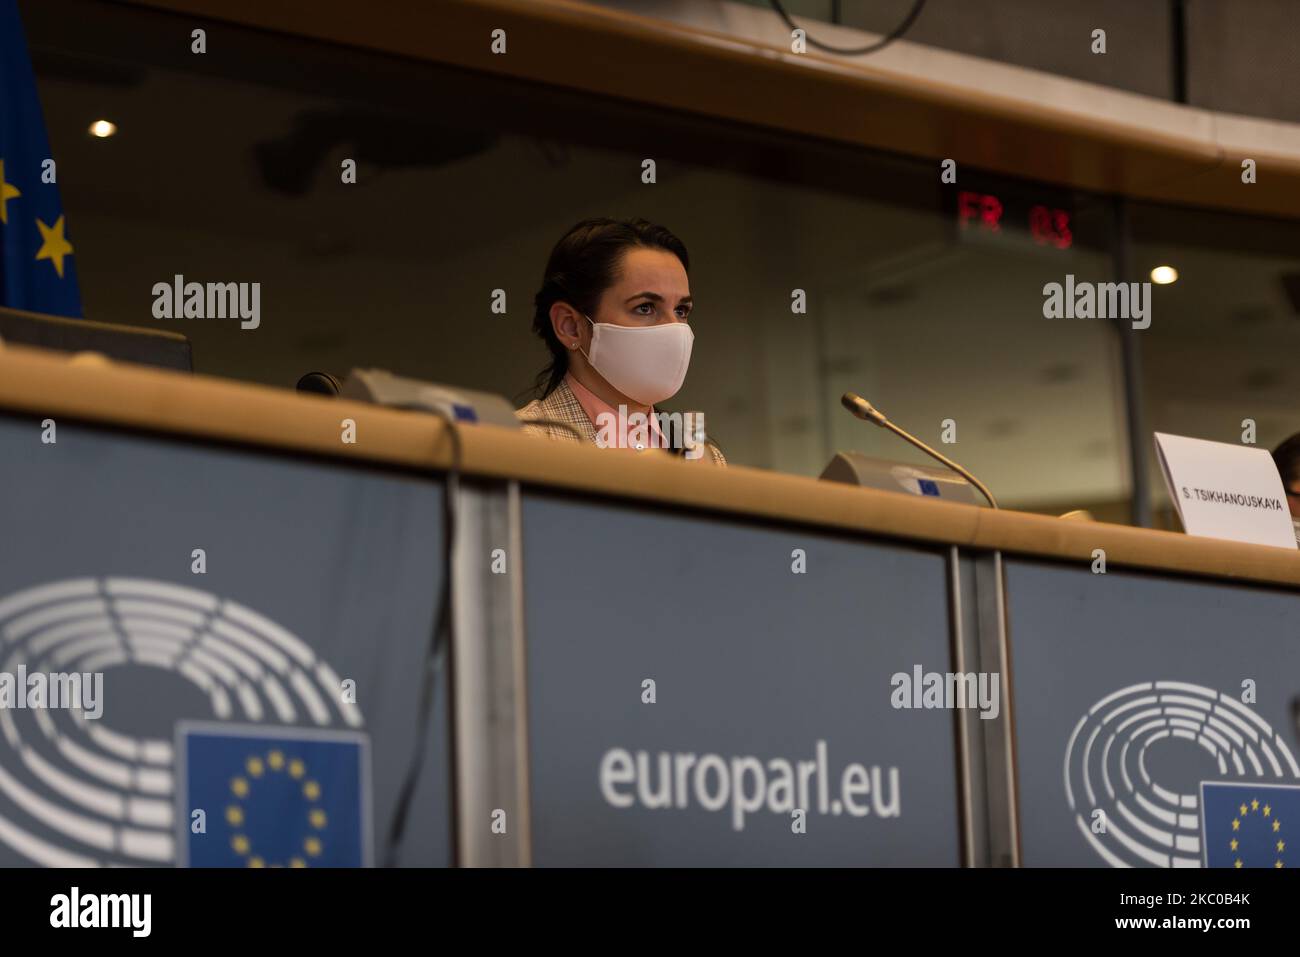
517, 218, 726, 466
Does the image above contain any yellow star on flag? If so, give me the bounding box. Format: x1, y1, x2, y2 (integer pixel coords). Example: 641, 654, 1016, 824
0, 159, 20, 225
1230, 838, 1239, 851
34, 215, 73, 278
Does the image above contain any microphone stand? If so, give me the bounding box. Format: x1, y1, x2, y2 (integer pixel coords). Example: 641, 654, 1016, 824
841, 393, 999, 509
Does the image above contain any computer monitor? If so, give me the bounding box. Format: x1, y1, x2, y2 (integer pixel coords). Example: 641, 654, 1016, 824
0, 307, 192, 372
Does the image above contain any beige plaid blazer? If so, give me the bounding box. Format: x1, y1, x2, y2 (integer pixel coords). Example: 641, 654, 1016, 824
516, 379, 726, 466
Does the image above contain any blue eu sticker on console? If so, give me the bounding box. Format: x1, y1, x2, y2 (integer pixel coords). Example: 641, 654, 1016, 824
918, 479, 940, 497
177, 723, 371, 867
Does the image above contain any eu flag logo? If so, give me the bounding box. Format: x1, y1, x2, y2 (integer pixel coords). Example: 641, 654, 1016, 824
1201, 782, 1300, 869
178, 723, 371, 868
0, 0, 82, 316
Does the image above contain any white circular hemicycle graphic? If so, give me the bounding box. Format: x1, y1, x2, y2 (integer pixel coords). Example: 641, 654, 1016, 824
1065, 680, 1300, 867
0, 577, 362, 867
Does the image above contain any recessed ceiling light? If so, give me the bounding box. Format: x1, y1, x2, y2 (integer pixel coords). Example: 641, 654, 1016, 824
1150, 265, 1178, 285
88, 120, 117, 138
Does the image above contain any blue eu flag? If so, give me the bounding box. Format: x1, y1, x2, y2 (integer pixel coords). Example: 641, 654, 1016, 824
1201, 782, 1300, 869
0, 0, 82, 316
179, 724, 371, 868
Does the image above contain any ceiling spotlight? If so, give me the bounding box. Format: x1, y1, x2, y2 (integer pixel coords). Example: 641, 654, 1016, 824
1150, 265, 1178, 285
88, 120, 117, 138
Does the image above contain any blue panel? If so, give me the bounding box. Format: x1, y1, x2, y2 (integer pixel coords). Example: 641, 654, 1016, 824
522, 490, 961, 865
1006, 557, 1300, 868
0, 415, 450, 867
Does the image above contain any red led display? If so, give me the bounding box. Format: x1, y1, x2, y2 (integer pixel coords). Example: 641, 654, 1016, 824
957, 190, 1002, 233
1029, 204, 1072, 249
956, 190, 1072, 250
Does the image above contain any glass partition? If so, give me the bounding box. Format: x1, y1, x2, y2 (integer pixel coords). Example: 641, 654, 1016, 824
23, 0, 1137, 513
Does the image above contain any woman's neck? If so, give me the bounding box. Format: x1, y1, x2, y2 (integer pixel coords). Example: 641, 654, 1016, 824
566, 367, 650, 417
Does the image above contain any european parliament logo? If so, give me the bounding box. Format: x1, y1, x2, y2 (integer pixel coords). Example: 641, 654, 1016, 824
1201, 782, 1300, 869
177, 723, 371, 868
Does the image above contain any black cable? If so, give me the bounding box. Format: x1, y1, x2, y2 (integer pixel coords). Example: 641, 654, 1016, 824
383, 406, 461, 868
1170, 0, 1188, 104
768, 0, 928, 56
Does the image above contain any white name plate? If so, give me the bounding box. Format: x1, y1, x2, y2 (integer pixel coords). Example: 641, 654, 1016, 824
1154, 432, 1297, 550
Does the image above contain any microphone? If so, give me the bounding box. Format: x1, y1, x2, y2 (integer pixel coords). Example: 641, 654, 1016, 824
840, 392, 999, 509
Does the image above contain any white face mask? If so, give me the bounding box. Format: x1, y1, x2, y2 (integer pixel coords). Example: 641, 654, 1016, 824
579, 314, 694, 406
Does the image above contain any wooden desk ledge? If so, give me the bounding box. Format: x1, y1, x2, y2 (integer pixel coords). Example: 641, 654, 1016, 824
2, 344, 1298, 588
